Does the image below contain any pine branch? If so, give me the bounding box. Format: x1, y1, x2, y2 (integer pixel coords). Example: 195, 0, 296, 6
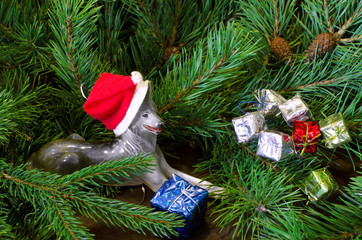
66, 16, 81, 86
340, 35, 362, 43
169, 0, 183, 46
160, 55, 226, 114
51, 193, 88, 240
155, 22, 264, 141
64, 191, 183, 237
49, 0, 101, 89
336, 8, 362, 38
237, 0, 297, 38
323, 0, 334, 34
58, 154, 153, 189
299, 174, 362, 239
137, 1, 167, 48
0, 194, 13, 239
280, 77, 343, 93
242, 145, 277, 171
272, 0, 280, 38
0, 155, 181, 238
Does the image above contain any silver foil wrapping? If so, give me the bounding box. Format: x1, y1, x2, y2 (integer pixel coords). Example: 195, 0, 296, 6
256, 131, 295, 161
319, 112, 351, 149
278, 94, 313, 127
253, 89, 286, 115
232, 112, 266, 144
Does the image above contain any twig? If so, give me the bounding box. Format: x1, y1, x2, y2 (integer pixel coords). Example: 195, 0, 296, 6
340, 35, 362, 43
169, 0, 182, 46
336, 8, 362, 38
242, 145, 277, 171
1, 172, 58, 193
18, 131, 32, 141
52, 193, 78, 240
272, 0, 280, 38
66, 16, 81, 87
323, 0, 334, 34
0, 23, 16, 38
280, 77, 344, 93
138, 1, 167, 48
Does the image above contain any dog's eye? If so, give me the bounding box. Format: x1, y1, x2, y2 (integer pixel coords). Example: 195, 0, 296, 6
142, 113, 148, 118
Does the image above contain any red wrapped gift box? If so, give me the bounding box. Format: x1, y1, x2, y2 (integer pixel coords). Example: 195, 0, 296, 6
293, 120, 321, 155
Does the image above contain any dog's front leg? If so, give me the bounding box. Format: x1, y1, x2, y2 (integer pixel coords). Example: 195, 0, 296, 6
153, 145, 224, 197
136, 155, 168, 192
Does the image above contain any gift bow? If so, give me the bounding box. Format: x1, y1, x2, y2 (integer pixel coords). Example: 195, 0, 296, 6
168, 183, 202, 216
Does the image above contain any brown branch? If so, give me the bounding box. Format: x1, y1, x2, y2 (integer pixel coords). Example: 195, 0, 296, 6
169, 0, 182, 46
66, 16, 81, 87
323, 0, 334, 34
272, 0, 280, 38
340, 35, 362, 43
1, 172, 58, 193
280, 77, 345, 93
242, 145, 277, 171
138, 1, 167, 48
0, 23, 16, 38
160, 56, 227, 114
52, 193, 78, 240
18, 131, 32, 141
336, 8, 362, 38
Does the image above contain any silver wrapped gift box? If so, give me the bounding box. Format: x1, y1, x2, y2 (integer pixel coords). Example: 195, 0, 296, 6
319, 112, 351, 149
253, 89, 286, 116
256, 131, 295, 161
232, 111, 266, 144
278, 94, 313, 127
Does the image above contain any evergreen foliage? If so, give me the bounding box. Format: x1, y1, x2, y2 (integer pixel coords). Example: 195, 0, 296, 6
0, 0, 361, 239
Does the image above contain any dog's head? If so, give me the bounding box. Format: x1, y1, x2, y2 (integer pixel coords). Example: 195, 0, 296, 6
126, 87, 164, 152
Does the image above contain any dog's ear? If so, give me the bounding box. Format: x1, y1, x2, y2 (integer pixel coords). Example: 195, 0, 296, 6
145, 82, 152, 100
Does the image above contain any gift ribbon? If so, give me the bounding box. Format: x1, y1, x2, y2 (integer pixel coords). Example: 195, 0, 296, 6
238, 90, 267, 114
168, 176, 202, 216
294, 122, 321, 160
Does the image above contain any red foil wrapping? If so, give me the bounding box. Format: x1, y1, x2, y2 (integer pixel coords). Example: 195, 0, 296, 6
293, 120, 321, 154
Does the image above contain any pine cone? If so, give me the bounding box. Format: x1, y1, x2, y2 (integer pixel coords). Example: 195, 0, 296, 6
270, 37, 294, 65
305, 32, 336, 62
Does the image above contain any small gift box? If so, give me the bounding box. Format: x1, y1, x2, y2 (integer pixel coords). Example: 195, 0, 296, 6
302, 168, 338, 202
150, 174, 208, 238
293, 120, 321, 156
256, 131, 295, 161
253, 89, 286, 116
278, 94, 313, 127
319, 112, 351, 149
232, 111, 266, 144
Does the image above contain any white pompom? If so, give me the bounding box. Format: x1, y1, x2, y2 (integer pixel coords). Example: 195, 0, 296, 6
131, 71, 143, 84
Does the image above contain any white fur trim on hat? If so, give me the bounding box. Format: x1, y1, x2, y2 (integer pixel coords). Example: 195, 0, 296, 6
113, 79, 149, 136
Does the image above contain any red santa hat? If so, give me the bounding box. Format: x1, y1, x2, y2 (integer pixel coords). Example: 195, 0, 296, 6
83, 71, 149, 136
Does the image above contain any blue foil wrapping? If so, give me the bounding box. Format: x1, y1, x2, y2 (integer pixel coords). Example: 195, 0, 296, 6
150, 174, 208, 238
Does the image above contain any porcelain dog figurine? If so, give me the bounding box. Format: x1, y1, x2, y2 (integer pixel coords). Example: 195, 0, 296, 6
28, 72, 222, 195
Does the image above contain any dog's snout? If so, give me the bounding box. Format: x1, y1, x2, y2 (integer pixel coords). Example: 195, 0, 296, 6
157, 121, 164, 129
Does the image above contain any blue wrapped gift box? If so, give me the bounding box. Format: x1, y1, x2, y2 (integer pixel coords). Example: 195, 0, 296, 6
150, 174, 208, 238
